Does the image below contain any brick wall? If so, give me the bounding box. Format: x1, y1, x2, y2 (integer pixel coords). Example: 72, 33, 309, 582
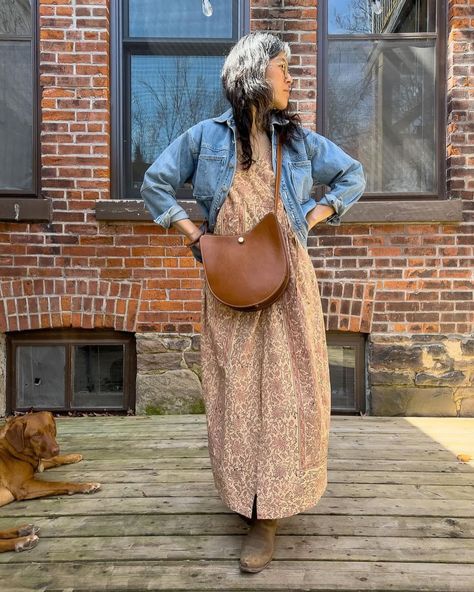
0, 0, 472, 416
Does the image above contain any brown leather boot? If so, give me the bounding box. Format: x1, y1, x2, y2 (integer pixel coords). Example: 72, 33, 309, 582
239, 518, 279, 573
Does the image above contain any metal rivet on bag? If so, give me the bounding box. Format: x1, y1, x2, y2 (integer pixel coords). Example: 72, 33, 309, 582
238, 237, 244, 243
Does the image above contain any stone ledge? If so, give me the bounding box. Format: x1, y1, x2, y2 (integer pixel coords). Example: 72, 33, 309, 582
95, 198, 464, 224
0, 197, 53, 222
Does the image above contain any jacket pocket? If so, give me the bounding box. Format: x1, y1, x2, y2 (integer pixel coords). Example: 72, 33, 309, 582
193, 154, 226, 199
289, 159, 313, 203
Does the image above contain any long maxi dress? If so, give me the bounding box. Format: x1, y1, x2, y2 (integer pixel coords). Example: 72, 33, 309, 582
200, 135, 332, 520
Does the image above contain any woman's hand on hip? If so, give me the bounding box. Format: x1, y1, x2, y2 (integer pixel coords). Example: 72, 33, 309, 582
306, 204, 337, 230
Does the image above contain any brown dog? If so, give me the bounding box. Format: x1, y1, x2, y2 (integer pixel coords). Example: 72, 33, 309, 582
0, 411, 101, 552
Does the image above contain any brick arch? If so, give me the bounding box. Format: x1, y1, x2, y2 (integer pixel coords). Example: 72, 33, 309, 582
0, 279, 143, 333
319, 281, 376, 333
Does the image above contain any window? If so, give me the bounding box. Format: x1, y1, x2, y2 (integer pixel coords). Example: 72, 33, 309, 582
321, 0, 446, 199
111, 0, 249, 200
0, 0, 39, 197
7, 330, 136, 413
327, 332, 366, 414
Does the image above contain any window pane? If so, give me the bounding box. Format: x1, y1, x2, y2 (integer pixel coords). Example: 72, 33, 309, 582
328, 0, 436, 34
73, 345, 125, 408
128, 0, 233, 38
328, 345, 357, 410
0, 40, 33, 191
0, 0, 31, 36
16, 346, 65, 408
131, 54, 228, 193
328, 39, 436, 193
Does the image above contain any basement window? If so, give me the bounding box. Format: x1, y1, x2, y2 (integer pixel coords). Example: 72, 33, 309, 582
327, 332, 366, 414
7, 329, 136, 414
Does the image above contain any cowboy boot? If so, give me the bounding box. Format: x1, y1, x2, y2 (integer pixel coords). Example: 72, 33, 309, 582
239, 518, 279, 573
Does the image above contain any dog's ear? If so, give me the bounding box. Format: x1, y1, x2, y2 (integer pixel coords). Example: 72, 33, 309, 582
5, 418, 26, 452
47, 411, 57, 437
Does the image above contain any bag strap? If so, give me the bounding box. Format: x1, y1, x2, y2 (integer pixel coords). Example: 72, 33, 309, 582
274, 135, 282, 212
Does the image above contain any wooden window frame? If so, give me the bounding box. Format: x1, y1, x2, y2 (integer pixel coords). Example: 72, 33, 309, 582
328, 332, 367, 415
0, 1, 51, 222
6, 329, 137, 415
318, 0, 448, 205
110, 0, 250, 202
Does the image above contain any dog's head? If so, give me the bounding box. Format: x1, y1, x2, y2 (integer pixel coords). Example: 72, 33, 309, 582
4, 411, 59, 459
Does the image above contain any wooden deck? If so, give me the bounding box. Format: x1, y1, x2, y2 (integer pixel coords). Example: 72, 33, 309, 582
0, 414, 474, 591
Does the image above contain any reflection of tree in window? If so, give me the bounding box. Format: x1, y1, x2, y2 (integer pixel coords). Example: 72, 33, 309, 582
327, 1, 437, 193
0, 0, 31, 35
131, 56, 228, 185
330, 0, 434, 35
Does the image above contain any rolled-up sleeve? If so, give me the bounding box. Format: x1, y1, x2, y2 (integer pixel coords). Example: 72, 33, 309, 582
140, 126, 200, 229
305, 130, 366, 226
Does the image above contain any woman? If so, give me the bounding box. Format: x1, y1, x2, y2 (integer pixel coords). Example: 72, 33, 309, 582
141, 31, 366, 573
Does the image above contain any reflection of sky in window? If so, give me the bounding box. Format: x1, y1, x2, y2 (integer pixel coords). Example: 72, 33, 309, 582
128, 0, 233, 38
328, 0, 372, 34
131, 55, 228, 161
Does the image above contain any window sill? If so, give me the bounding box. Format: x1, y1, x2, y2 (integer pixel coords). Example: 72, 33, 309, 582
0, 197, 52, 222
95, 199, 464, 224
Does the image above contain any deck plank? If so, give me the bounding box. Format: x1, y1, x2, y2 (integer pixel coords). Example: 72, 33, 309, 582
1, 560, 474, 591
0, 415, 473, 591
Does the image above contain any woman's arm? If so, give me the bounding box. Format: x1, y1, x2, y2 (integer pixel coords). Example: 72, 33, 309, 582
173, 217, 203, 243
304, 130, 366, 226
306, 204, 337, 230
140, 124, 203, 241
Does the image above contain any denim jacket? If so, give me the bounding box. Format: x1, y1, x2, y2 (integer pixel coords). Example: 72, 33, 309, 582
141, 107, 366, 249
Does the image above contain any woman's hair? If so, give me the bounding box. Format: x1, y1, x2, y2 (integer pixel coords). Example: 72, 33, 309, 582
221, 31, 304, 170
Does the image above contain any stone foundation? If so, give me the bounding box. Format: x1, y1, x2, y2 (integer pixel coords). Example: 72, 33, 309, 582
369, 334, 474, 416
135, 333, 204, 414
2, 331, 472, 418
135, 332, 474, 417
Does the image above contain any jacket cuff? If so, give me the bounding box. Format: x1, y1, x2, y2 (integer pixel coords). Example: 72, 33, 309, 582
153, 204, 189, 229
317, 193, 343, 225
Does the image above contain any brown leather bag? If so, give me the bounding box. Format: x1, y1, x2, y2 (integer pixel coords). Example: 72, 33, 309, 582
199, 136, 290, 312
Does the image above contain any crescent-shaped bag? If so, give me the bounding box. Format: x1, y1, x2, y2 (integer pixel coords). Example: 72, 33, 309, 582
199, 136, 290, 312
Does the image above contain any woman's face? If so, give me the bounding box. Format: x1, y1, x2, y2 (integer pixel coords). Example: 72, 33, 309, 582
265, 51, 293, 110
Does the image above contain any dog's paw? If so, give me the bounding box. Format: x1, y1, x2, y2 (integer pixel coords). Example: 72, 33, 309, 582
15, 534, 39, 552
82, 482, 101, 494
18, 524, 40, 537
66, 454, 83, 464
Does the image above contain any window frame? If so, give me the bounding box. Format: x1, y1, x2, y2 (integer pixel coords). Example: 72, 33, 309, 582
6, 329, 137, 414
327, 331, 367, 415
111, 0, 250, 201
318, 0, 448, 203
0, 0, 41, 200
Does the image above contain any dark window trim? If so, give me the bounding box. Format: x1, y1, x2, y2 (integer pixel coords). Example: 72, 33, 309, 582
111, 0, 250, 201
327, 331, 366, 415
318, 0, 448, 203
6, 329, 137, 415
0, 0, 42, 201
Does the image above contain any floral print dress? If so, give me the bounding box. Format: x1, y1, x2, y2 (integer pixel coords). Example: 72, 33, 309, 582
200, 137, 332, 519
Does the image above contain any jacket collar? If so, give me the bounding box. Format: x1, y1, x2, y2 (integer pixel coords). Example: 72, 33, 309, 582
212, 107, 289, 127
